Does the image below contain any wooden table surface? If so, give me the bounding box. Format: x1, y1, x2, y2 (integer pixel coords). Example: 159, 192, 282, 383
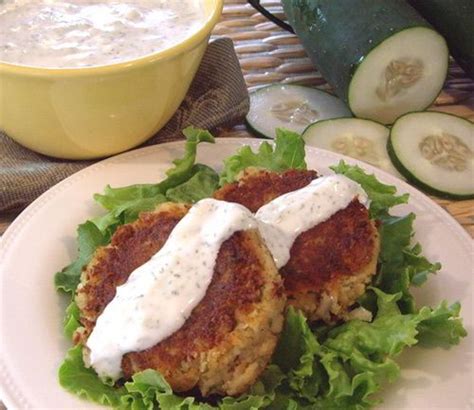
1, 0, 473, 238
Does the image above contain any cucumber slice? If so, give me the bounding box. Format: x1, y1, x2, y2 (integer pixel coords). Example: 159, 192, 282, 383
302, 118, 402, 177
246, 84, 352, 139
349, 27, 449, 124
388, 112, 474, 199
282, 0, 449, 125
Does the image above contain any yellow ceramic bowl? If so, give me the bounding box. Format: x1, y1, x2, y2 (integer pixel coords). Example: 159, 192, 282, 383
0, 0, 223, 159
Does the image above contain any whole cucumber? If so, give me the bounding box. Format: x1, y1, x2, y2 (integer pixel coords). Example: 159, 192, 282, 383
409, 0, 474, 78
282, 0, 449, 124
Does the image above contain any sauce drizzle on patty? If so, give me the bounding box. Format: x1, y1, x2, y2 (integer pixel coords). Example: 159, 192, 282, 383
256, 175, 369, 268
87, 174, 369, 381
87, 198, 257, 381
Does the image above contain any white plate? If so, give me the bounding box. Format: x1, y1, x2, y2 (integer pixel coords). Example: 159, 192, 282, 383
0, 139, 472, 409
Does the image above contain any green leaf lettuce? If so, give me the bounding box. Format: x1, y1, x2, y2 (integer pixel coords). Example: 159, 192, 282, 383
220, 128, 306, 184
54, 221, 111, 293
58, 288, 466, 410
267, 289, 466, 410
56, 128, 466, 409
330, 160, 408, 219
330, 162, 441, 314
54, 126, 217, 294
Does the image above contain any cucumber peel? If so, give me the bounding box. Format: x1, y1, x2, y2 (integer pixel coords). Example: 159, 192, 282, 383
388, 111, 474, 200
282, 0, 449, 124
409, 0, 474, 79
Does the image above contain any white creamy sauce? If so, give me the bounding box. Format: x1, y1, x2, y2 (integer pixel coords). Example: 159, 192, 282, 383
0, 0, 205, 68
87, 198, 257, 381
256, 175, 369, 268
87, 174, 369, 380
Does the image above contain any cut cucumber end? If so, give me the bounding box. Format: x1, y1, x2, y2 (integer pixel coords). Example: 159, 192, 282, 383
388, 111, 474, 199
246, 84, 352, 139
349, 27, 449, 124
302, 117, 403, 178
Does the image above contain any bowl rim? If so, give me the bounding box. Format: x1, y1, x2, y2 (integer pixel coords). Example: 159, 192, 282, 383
0, 0, 224, 77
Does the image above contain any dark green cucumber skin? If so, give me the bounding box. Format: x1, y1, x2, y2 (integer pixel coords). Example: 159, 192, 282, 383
281, 0, 433, 104
387, 112, 474, 200
245, 118, 273, 139
408, 0, 474, 79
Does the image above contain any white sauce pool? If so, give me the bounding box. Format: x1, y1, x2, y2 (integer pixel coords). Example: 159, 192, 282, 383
256, 175, 369, 268
87, 198, 256, 381
0, 0, 206, 68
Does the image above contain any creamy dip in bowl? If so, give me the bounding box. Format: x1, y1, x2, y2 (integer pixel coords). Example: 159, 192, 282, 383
0, 0, 206, 68
0, 0, 223, 159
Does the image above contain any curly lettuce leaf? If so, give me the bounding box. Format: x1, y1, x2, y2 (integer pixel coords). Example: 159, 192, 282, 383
269, 290, 466, 410
92, 164, 218, 232
220, 128, 306, 184
58, 291, 466, 410
330, 161, 408, 219
59, 346, 190, 410
126, 366, 283, 410
272, 306, 385, 409
165, 164, 219, 203
64, 300, 81, 339
54, 127, 216, 294
56, 129, 467, 409
330, 162, 440, 314
122, 370, 206, 410
54, 221, 111, 293
372, 214, 441, 314
161, 127, 215, 190
59, 345, 125, 408
92, 184, 166, 230
93, 127, 216, 231
416, 301, 467, 346
59, 345, 282, 410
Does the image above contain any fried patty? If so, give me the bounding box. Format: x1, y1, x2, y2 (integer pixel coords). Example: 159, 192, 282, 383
214, 168, 380, 322
215, 168, 318, 212
75, 202, 285, 396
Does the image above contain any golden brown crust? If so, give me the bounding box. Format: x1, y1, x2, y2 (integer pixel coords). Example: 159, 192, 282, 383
214, 169, 380, 322
281, 200, 375, 293
284, 208, 380, 322
214, 168, 318, 213
121, 230, 280, 389
76, 203, 189, 327
75, 202, 285, 396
